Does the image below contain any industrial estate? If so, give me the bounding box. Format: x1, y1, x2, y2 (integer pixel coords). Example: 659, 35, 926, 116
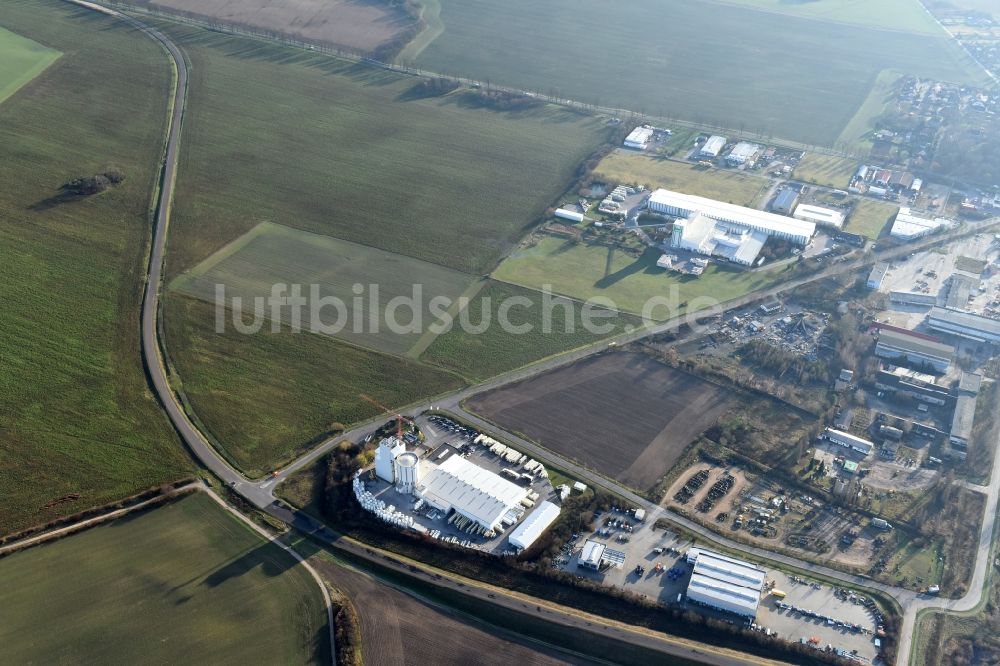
5, 1, 1000, 666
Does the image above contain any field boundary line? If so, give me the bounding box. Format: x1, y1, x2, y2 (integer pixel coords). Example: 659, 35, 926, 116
397, 0, 442, 62
0, 482, 200, 557
167, 220, 275, 290
405, 277, 487, 359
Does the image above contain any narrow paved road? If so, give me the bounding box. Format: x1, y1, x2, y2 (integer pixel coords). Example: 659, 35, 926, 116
73, 3, 786, 664
73, 3, 1000, 664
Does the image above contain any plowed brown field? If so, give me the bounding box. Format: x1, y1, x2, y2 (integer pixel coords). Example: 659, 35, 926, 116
466, 353, 735, 490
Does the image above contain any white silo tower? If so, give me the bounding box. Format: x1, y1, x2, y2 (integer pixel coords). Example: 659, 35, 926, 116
394, 452, 420, 495
374, 436, 405, 483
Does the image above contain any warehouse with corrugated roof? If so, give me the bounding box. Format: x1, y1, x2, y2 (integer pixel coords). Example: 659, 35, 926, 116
685, 548, 766, 618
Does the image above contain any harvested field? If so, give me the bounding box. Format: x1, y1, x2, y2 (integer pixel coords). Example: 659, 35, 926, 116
311, 558, 587, 666
128, 0, 413, 54
466, 352, 736, 490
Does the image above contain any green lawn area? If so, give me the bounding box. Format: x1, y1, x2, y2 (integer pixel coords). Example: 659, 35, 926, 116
164, 295, 464, 474
156, 19, 609, 278
0, 492, 329, 664
0, 0, 192, 535
888, 534, 944, 588
420, 280, 642, 382
0, 24, 60, 104
410, 0, 987, 146
170, 222, 476, 356
492, 236, 792, 319
594, 152, 767, 206
847, 199, 900, 239
793, 153, 859, 189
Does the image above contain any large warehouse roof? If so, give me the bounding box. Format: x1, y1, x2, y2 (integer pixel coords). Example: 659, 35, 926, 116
794, 204, 845, 229
876, 328, 955, 360
649, 189, 816, 240
890, 207, 951, 240
685, 549, 765, 618
508, 501, 560, 551
417, 455, 528, 530
823, 428, 875, 454
927, 307, 1000, 342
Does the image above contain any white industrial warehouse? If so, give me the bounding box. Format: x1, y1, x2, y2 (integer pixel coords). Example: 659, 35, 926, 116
624, 126, 654, 150
793, 204, 845, 229
368, 435, 563, 547
685, 548, 766, 619
649, 189, 816, 266
699, 135, 727, 158
508, 500, 560, 551
927, 307, 1000, 344
890, 207, 953, 240
822, 428, 874, 456
417, 454, 529, 532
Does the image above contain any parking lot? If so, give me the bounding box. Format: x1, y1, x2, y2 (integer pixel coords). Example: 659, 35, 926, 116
554, 513, 881, 662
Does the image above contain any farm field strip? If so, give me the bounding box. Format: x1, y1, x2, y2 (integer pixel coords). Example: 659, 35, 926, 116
130, 0, 412, 53
594, 151, 767, 206
158, 18, 610, 278
419, 280, 642, 381
164, 294, 465, 473
0, 0, 192, 534
171, 221, 475, 356
466, 352, 736, 491
793, 153, 860, 190
0, 25, 60, 104
848, 199, 900, 239
413, 0, 987, 146
0, 493, 329, 664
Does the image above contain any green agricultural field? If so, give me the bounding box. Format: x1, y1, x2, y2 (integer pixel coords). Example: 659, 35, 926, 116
0, 0, 191, 534
164, 295, 464, 474
155, 20, 609, 278
712, 0, 941, 33
594, 152, 767, 206
848, 199, 900, 239
171, 222, 476, 356
420, 280, 642, 382
410, 0, 987, 146
793, 154, 859, 189
0, 493, 329, 664
837, 69, 904, 151
0, 25, 60, 104
493, 236, 791, 319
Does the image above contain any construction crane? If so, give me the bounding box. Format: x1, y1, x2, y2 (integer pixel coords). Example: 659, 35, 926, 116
359, 394, 414, 440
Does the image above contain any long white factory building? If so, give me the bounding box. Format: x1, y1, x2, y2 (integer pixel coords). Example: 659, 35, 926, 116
416, 454, 528, 532
685, 548, 766, 618
508, 500, 561, 551
650, 189, 816, 266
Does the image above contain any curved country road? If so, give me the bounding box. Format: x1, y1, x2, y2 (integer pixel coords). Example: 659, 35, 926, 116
67, 2, 784, 665
66, 2, 1000, 665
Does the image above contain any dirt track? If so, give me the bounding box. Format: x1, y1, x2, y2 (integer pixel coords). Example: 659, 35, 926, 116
130, 0, 414, 52
310, 559, 590, 666
467, 353, 735, 490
